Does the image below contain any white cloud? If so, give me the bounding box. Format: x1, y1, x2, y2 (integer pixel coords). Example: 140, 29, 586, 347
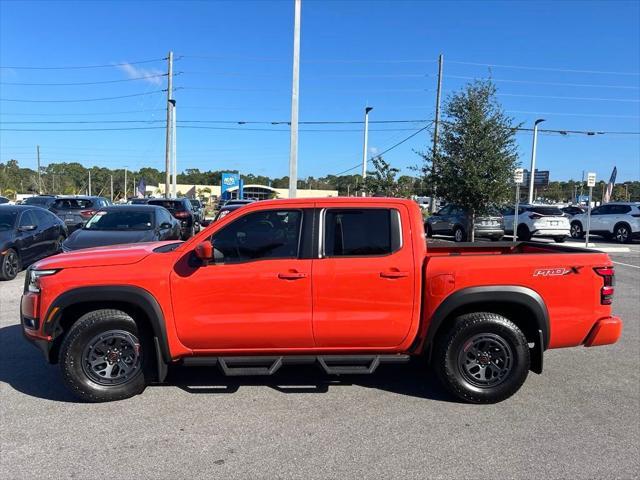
117, 63, 164, 86
369, 146, 380, 155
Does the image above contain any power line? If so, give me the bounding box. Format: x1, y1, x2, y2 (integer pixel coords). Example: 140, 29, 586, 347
442, 74, 640, 90
0, 57, 167, 70
496, 92, 639, 103
0, 119, 429, 125
0, 127, 166, 132
179, 54, 437, 64
0, 73, 170, 86
0, 109, 166, 116
448, 60, 640, 76
506, 110, 640, 119
332, 125, 432, 176
0, 90, 165, 103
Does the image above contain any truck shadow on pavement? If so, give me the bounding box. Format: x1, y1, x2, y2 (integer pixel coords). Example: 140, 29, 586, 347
0, 324, 454, 403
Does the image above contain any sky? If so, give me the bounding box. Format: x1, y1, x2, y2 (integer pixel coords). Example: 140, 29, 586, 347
1, 0, 639, 183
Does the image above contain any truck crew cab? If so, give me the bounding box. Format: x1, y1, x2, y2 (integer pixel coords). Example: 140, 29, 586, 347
21, 198, 622, 403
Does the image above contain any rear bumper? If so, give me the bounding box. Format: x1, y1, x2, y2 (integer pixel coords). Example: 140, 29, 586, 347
532, 229, 569, 237
584, 316, 622, 347
474, 228, 504, 239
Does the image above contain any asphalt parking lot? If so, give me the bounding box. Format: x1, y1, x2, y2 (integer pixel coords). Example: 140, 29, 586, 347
1, 245, 638, 479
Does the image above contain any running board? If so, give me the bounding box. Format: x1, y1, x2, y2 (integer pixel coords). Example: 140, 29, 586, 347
181, 354, 410, 376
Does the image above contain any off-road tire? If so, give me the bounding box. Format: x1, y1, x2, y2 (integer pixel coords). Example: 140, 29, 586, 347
434, 312, 530, 404
59, 309, 152, 402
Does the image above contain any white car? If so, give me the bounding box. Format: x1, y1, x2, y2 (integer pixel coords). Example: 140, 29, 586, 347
570, 202, 640, 244
502, 204, 570, 243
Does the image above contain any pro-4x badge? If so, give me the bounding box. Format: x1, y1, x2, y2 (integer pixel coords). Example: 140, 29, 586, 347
533, 266, 582, 277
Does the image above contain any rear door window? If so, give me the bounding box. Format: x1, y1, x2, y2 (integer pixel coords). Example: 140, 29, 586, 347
323, 208, 400, 257
18, 210, 36, 227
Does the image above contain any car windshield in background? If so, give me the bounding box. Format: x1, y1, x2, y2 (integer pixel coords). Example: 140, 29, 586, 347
84, 210, 153, 230
148, 200, 184, 211
53, 199, 93, 210
528, 206, 564, 216
0, 211, 18, 230
24, 197, 53, 206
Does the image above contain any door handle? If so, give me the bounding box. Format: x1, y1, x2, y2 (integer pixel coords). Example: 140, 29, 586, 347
380, 270, 409, 279
278, 272, 307, 280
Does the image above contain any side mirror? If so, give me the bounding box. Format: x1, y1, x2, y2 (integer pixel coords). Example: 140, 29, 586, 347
19, 225, 37, 232
194, 241, 213, 262
159, 222, 173, 230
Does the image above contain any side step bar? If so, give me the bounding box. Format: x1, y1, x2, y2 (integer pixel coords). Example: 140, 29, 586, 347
181, 354, 410, 376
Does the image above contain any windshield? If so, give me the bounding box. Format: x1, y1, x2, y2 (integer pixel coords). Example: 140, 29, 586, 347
53, 199, 93, 210
0, 211, 18, 230
84, 210, 153, 230
24, 196, 53, 206
148, 200, 184, 211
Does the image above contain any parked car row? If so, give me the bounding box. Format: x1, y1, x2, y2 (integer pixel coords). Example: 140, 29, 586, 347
425, 201, 639, 244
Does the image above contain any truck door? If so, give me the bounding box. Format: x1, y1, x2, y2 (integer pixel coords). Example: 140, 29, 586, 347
312, 206, 416, 348
170, 208, 314, 350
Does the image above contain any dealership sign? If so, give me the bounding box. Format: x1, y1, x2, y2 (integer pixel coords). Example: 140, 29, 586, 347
221, 172, 243, 200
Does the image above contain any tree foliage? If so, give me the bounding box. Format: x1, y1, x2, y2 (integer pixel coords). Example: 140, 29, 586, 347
420, 80, 520, 219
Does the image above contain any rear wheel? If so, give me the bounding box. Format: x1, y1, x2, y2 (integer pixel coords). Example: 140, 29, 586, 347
516, 224, 531, 241
59, 309, 151, 402
614, 223, 632, 244
570, 222, 584, 239
0, 248, 21, 281
453, 226, 466, 242
434, 312, 530, 404
553, 236, 566, 243
425, 224, 433, 238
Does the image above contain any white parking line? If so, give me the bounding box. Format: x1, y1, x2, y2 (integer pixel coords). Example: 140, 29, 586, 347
613, 261, 640, 269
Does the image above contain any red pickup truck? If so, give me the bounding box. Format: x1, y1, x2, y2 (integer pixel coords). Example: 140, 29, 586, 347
21, 198, 622, 403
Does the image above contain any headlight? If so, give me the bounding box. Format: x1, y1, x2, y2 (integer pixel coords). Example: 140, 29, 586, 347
28, 269, 59, 293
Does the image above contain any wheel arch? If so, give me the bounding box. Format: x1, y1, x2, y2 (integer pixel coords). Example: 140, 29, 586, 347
613, 221, 631, 233
424, 286, 550, 354
44, 286, 170, 377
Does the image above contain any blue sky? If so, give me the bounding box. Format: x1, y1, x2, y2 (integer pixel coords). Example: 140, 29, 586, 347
1, 0, 639, 182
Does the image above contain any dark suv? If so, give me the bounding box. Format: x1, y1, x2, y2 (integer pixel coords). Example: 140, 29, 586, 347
22, 195, 58, 209
50, 196, 110, 232
425, 204, 504, 242
147, 198, 196, 239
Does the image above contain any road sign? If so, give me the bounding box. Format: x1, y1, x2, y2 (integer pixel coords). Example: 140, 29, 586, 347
513, 168, 524, 184
587, 172, 596, 187
522, 169, 549, 187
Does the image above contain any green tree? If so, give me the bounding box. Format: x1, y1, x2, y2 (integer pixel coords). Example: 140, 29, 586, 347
364, 156, 402, 196
420, 80, 519, 240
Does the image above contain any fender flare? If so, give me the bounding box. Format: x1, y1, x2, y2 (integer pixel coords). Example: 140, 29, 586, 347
425, 285, 550, 351
44, 285, 171, 366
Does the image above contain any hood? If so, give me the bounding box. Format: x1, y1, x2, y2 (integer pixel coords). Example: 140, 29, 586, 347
63, 229, 156, 251
33, 241, 178, 270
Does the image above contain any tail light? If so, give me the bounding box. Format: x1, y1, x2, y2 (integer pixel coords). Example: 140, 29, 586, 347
594, 266, 615, 305
174, 211, 190, 219
79, 209, 96, 218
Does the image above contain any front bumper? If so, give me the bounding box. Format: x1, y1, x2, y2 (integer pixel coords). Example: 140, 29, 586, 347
20, 292, 54, 362
584, 316, 622, 347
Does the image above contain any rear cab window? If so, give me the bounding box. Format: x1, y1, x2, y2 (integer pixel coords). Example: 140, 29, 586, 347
323, 208, 401, 257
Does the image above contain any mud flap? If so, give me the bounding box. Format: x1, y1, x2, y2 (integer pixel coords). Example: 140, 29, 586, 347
530, 329, 544, 374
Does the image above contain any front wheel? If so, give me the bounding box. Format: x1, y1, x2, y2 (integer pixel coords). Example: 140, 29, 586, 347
570, 222, 584, 239
0, 248, 21, 281
614, 224, 632, 244
453, 226, 466, 242
59, 309, 151, 402
434, 312, 530, 404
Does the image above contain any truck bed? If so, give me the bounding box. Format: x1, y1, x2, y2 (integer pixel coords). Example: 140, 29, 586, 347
425, 240, 596, 258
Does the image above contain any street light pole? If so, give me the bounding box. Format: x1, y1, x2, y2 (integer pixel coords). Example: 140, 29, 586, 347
361, 106, 373, 197
528, 118, 545, 204
288, 0, 302, 199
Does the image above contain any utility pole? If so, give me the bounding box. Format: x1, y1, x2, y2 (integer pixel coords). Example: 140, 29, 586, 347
361, 106, 373, 197
430, 54, 443, 212
88, 169, 92, 196
164, 51, 173, 198
171, 99, 177, 198
124, 166, 128, 201
36, 145, 42, 194
110, 175, 114, 202
528, 118, 545, 204
288, 0, 301, 199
